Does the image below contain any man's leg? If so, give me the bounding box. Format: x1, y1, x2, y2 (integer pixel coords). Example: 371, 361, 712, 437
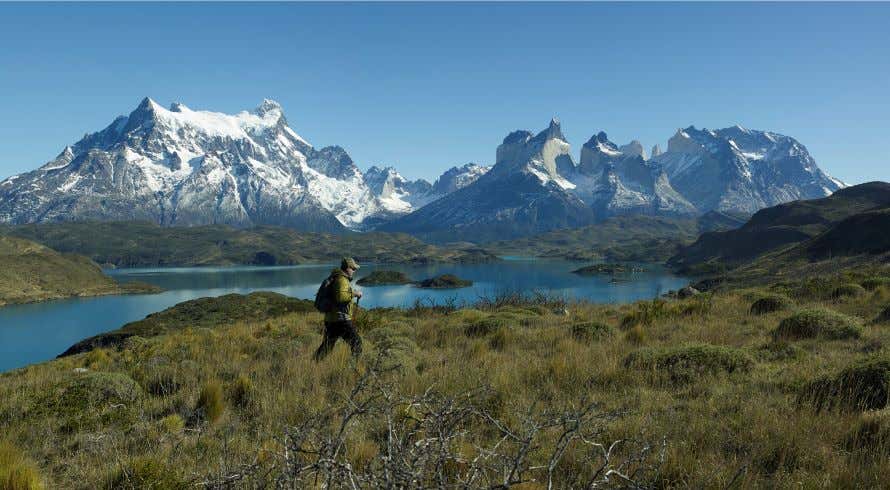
313, 322, 339, 362
341, 320, 363, 358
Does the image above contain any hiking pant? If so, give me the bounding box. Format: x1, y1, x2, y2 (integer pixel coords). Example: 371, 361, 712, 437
313, 320, 362, 361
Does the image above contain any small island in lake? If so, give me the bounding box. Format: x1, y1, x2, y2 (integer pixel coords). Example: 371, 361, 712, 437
571, 263, 645, 276
356, 270, 415, 286
417, 274, 473, 289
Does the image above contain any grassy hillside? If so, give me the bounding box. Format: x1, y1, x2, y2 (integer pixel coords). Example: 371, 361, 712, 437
2, 266, 889, 487
0, 235, 159, 307
483, 212, 746, 262
59, 292, 315, 357
0, 221, 499, 268
670, 182, 890, 273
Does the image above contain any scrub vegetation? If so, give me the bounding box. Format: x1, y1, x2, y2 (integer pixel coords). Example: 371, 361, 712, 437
1, 266, 889, 487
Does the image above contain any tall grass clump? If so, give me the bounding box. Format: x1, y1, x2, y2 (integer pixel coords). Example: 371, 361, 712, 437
195, 381, 225, 424
802, 356, 890, 412
845, 410, 890, 455
750, 293, 792, 315
0, 440, 43, 490
772, 308, 863, 341
623, 343, 753, 383
832, 283, 866, 300
105, 456, 187, 489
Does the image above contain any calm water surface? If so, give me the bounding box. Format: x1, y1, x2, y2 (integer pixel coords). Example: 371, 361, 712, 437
0, 259, 688, 372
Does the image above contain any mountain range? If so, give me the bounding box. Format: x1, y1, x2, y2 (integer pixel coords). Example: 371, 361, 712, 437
0, 98, 844, 239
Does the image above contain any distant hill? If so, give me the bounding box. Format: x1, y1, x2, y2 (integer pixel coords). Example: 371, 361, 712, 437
669, 181, 890, 277
0, 235, 157, 306
0, 221, 499, 267
484, 212, 747, 262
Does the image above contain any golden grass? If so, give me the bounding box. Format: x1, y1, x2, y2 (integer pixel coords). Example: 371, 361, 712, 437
0, 274, 888, 487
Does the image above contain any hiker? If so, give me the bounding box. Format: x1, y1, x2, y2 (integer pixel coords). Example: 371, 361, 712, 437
313, 257, 363, 361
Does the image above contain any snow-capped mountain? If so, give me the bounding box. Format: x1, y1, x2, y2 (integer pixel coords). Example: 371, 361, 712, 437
380, 119, 596, 241
363, 163, 491, 215
363, 166, 435, 214
384, 119, 844, 241
576, 132, 696, 217
652, 125, 844, 213
0, 99, 844, 239
430, 163, 490, 195
0, 98, 425, 231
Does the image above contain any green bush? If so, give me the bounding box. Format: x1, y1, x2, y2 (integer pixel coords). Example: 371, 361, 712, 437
106, 456, 187, 489
749, 294, 792, 315
832, 283, 867, 300
0, 440, 43, 490
861, 277, 890, 291
570, 322, 613, 343
195, 381, 225, 424
802, 356, 890, 411
623, 343, 753, 382
772, 308, 863, 341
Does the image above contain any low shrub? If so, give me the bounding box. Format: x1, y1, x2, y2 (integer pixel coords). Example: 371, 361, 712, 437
623, 343, 753, 382
464, 317, 503, 338
832, 283, 867, 300
570, 322, 613, 343
755, 341, 806, 362
195, 381, 225, 424
750, 294, 792, 315
772, 308, 862, 341
56, 372, 142, 411
801, 356, 890, 411
0, 440, 43, 490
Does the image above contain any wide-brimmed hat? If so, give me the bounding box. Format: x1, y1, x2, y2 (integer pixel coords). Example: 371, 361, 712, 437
341, 257, 360, 270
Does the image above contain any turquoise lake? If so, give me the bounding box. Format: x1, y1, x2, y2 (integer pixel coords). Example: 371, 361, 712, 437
0, 259, 689, 372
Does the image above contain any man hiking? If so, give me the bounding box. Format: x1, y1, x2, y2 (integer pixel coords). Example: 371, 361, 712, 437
313, 257, 363, 361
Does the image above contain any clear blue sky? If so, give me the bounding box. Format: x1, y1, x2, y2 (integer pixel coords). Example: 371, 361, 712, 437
0, 2, 887, 184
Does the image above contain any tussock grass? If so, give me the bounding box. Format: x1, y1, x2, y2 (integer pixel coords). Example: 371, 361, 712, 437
772, 308, 863, 341
195, 381, 225, 424
2, 268, 890, 487
0, 440, 43, 490
802, 356, 890, 412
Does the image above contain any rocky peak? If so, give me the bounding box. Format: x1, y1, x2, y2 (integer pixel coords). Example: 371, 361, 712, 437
619, 140, 645, 159
650, 144, 663, 158
533, 117, 566, 142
